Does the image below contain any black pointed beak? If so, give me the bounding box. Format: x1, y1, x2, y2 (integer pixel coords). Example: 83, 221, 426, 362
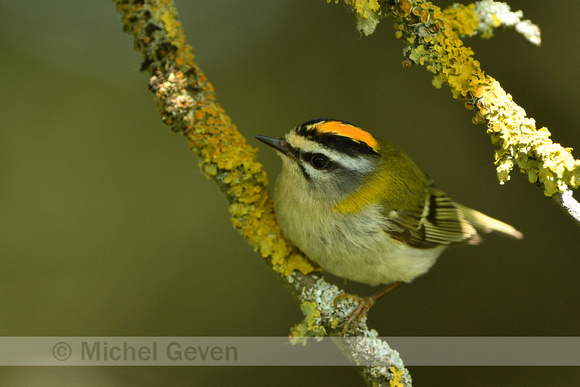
255, 135, 294, 158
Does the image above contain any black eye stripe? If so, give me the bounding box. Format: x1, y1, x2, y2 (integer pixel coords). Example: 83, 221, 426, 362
298, 164, 311, 181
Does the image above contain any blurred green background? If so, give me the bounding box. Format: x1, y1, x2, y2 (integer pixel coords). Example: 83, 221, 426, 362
1, 0, 579, 385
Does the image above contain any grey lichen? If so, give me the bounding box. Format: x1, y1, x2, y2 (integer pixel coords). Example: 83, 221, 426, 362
474, 0, 541, 45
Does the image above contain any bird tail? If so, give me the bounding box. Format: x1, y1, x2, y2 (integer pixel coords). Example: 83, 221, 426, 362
456, 204, 523, 240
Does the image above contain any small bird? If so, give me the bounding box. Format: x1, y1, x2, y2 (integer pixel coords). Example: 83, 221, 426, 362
256, 119, 522, 328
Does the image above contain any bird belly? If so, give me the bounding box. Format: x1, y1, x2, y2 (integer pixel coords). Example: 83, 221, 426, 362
275, 198, 445, 286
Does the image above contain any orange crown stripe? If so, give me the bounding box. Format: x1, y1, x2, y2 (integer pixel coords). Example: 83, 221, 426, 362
317, 121, 380, 151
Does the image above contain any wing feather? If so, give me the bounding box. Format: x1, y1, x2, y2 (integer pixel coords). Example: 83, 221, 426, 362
384, 183, 480, 248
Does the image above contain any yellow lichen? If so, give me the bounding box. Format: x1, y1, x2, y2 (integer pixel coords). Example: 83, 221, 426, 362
280, 252, 319, 276
302, 301, 321, 330
160, 11, 180, 39
491, 14, 502, 28
389, 366, 404, 387
392, 1, 485, 99
441, 3, 479, 36
346, 0, 380, 18
203, 163, 217, 176
399, 0, 412, 17
422, 32, 484, 98
467, 78, 580, 196
290, 301, 326, 340
408, 44, 430, 65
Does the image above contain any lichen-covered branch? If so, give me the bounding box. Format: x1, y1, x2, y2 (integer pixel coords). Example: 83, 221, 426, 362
442, 0, 541, 45
333, 0, 579, 222
113, 0, 310, 276
112, 0, 410, 385
552, 190, 580, 227
343, 0, 541, 45
291, 276, 410, 385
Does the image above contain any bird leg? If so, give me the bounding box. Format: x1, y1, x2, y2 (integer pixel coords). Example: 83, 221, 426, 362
336, 281, 403, 335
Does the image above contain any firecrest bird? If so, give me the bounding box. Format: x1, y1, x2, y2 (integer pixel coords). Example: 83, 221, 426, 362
256, 119, 522, 328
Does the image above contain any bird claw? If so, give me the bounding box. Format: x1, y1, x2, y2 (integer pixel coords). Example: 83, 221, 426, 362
334, 281, 403, 335
334, 292, 376, 335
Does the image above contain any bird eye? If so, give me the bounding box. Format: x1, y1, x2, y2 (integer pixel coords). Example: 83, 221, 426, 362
310, 154, 330, 169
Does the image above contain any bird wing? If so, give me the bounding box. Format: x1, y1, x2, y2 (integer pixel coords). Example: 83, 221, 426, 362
383, 183, 481, 248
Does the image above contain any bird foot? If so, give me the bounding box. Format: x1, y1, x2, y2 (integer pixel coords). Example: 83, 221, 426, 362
334, 281, 403, 335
